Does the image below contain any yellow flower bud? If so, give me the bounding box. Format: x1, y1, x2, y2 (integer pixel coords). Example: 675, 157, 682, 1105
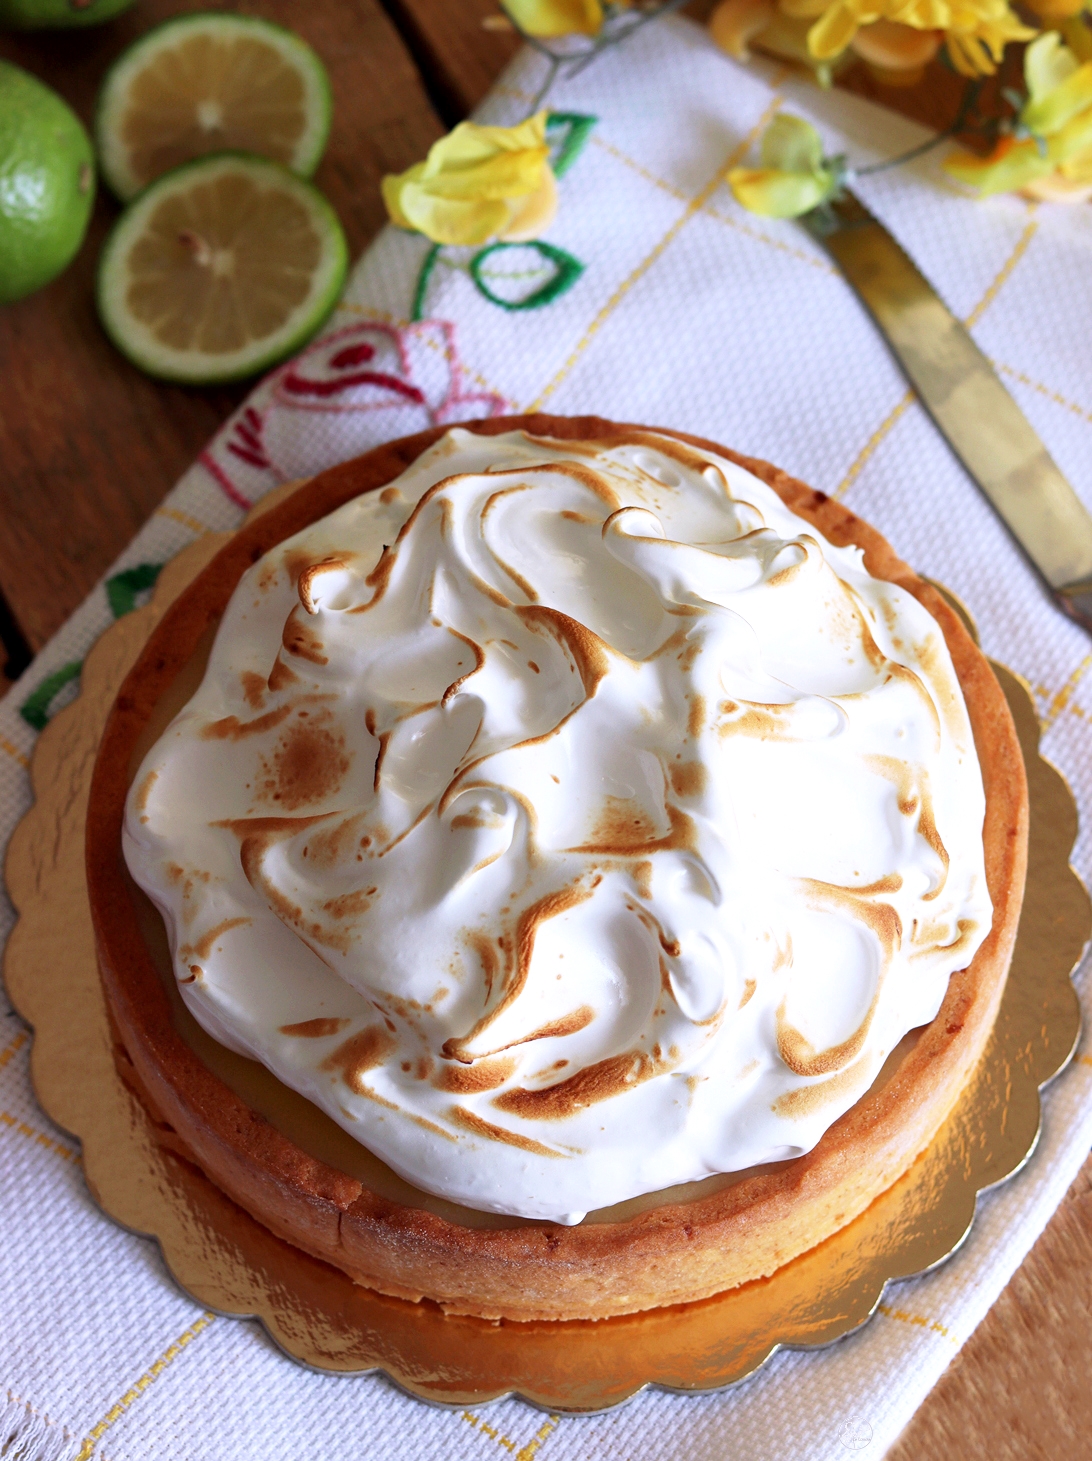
727, 114, 837, 217
502, 0, 605, 35
382, 113, 558, 246
754, 0, 1035, 77
944, 31, 1092, 197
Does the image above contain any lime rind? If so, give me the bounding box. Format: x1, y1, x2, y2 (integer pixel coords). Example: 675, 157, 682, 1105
96, 153, 348, 385
0, 0, 135, 29
0, 59, 96, 304
95, 11, 333, 201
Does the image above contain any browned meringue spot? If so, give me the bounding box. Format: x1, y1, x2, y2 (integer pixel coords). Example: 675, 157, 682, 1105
434, 1055, 516, 1094
235, 822, 355, 956
321, 887, 377, 920
916, 791, 950, 900
442, 627, 486, 705
739, 978, 757, 1008
911, 916, 954, 948
776, 985, 878, 1079
321, 1025, 397, 1094
687, 693, 706, 737
448, 1105, 562, 1157
914, 632, 966, 744
767, 556, 807, 589
379, 485, 401, 504
568, 802, 696, 857
240, 671, 267, 710
800, 878, 903, 959
443, 884, 592, 1062
282, 607, 329, 665
715, 701, 797, 741
256, 715, 350, 811
466, 930, 501, 1001
282, 546, 321, 586
885, 662, 942, 744
771, 934, 794, 973
178, 916, 252, 962
135, 769, 158, 812
268, 658, 300, 693
301, 813, 368, 869
938, 917, 978, 958
598, 428, 715, 478
633, 860, 653, 900
515, 604, 609, 699
669, 761, 707, 798
772, 1053, 871, 1119
203, 703, 294, 741
181, 964, 201, 984
297, 557, 350, 615
280, 1017, 352, 1038
493, 1005, 598, 1056
493, 1047, 670, 1121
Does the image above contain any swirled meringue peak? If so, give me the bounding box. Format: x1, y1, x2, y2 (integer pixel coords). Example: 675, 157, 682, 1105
125, 428, 992, 1224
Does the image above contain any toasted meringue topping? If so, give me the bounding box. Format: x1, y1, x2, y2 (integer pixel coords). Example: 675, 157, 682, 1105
124, 429, 991, 1223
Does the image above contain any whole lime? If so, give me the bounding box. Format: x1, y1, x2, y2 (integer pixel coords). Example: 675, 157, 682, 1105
0, 0, 136, 29
0, 61, 95, 303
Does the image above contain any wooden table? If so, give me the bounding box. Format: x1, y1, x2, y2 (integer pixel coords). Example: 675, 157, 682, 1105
1, 3, 1089, 1453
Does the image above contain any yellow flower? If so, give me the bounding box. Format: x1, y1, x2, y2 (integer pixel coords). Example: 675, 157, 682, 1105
944, 31, 1092, 195
382, 113, 557, 246
727, 113, 839, 217
749, 0, 1035, 76
502, 0, 612, 36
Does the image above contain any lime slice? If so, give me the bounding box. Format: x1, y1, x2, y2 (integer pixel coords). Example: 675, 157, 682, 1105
97, 153, 348, 384
0, 60, 95, 304
0, 0, 135, 28
95, 12, 332, 202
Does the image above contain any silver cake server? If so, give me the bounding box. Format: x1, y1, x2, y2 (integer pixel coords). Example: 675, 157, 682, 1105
802, 190, 1092, 636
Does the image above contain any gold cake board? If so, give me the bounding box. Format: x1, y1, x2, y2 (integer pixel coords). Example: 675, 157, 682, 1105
3, 534, 1087, 1413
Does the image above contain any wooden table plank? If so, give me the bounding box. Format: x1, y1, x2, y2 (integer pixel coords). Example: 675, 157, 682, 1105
0, 0, 443, 654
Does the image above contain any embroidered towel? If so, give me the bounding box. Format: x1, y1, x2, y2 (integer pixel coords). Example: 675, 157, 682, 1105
2, 16, 1091, 1461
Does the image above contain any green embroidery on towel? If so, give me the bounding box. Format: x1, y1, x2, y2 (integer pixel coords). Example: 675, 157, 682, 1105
407, 115, 596, 321
106, 562, 163, 619
546, 112, 598, 178
469, 241, 585, 310
20, 660, 82, 732
411, 242, 442, 323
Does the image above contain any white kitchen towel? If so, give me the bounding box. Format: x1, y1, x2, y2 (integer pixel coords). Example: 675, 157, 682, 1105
3, 15, 1091, 1461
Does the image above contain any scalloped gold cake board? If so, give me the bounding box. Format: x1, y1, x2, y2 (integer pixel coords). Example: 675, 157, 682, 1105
3, 533, 1088, 1413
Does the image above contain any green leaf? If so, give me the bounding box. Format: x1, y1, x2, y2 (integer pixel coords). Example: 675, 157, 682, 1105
469, 240, 585, 310
545, 111, 598, 177
20, 660, 82, 733
106, 561, 163, 619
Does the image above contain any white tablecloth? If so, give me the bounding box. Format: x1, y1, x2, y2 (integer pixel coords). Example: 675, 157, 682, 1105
3, 16, 1091, 1460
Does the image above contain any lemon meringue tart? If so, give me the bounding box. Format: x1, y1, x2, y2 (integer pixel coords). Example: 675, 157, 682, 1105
88, 415, 1027, 1321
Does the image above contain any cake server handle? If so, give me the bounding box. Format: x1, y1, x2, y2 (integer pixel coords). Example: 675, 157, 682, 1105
801, 190, 1092, 637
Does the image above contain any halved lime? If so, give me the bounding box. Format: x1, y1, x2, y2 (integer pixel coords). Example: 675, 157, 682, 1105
95, 12, 332, 201
97, 153, 348, 383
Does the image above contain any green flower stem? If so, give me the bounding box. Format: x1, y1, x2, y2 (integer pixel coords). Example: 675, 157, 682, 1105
411, 241, 441, 323
853, 78, 985, 179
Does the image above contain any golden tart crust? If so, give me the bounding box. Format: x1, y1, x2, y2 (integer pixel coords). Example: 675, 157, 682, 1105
88, 415, 1028, 1322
